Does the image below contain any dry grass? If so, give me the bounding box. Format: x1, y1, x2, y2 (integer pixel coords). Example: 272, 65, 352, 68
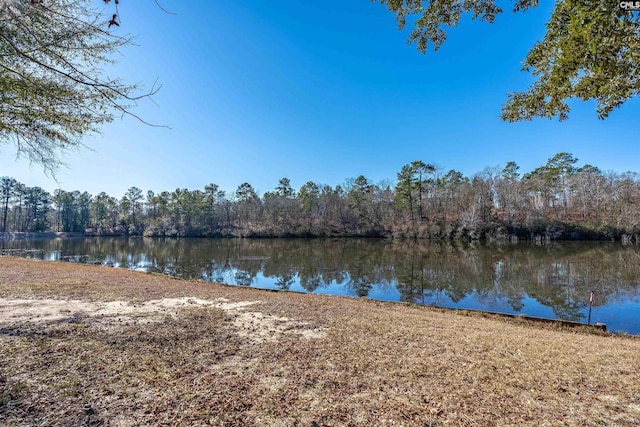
1, 256, 640, 426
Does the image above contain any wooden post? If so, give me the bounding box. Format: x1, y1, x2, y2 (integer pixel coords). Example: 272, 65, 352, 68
588, 291, 594, 325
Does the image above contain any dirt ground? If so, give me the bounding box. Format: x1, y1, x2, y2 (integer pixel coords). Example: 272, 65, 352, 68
1, 256, 640, 426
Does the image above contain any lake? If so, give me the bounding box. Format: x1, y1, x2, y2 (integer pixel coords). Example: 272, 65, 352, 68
3, 237, 640, 334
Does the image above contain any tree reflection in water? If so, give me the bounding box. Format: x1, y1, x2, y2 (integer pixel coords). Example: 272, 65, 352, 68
7, 237, 640, 333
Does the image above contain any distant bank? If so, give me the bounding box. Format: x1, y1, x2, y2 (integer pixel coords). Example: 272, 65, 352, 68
1, 227, 640, 243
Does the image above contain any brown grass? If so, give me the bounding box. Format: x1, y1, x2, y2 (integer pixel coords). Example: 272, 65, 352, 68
1, 256, 640, 426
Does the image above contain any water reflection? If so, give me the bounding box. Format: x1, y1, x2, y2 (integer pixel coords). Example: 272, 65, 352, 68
3, 237, 640, 334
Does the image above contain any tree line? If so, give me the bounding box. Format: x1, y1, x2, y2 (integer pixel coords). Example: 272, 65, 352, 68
2, 152, 639, 241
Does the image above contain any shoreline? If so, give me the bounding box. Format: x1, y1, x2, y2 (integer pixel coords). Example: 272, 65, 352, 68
2, 229, 638, 242
1, 256, 640, 425
0, 251, 618, 336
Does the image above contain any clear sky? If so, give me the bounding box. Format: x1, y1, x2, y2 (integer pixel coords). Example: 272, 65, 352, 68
1, 1, 638, 198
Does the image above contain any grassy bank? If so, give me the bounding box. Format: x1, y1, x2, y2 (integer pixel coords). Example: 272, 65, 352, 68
1, 257, 639, 426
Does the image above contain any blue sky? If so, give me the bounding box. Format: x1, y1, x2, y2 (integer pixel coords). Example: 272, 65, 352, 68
1, 1, 638, 198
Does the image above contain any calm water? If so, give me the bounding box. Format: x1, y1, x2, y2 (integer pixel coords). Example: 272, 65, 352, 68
3, 237, 640, 334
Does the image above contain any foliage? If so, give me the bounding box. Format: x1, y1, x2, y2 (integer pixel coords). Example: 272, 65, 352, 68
0, 0, 157, 174
502, 2, 640, 121
376, 0, 640, 120
1, 153, 640, 239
